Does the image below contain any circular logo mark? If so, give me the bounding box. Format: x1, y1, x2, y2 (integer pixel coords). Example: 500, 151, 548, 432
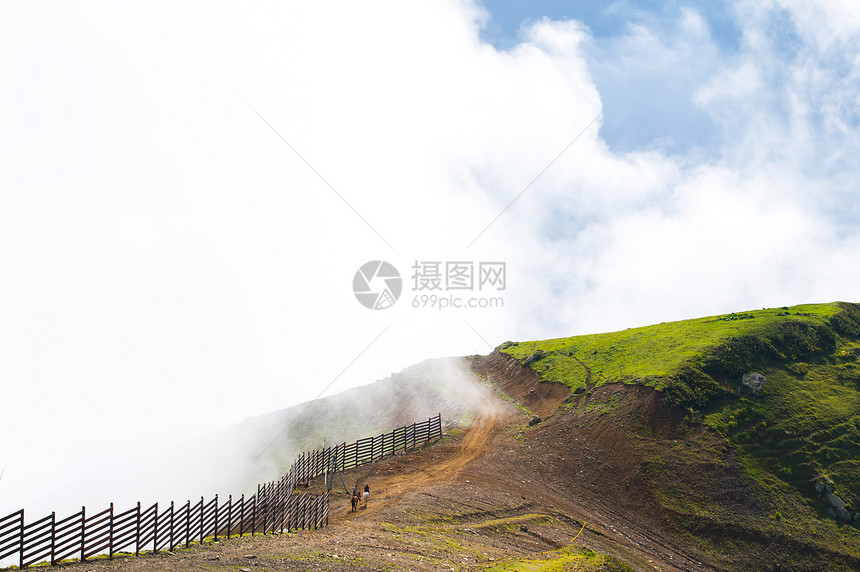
353, 260, 402, 310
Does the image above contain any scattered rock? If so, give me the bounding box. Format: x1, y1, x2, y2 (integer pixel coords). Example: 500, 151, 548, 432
244, 554, 257, 559
826, 493, 847, 509
528, 415, 542, 426
523, 350, 546, 365
836, 507, 853, 523
520, 525, 529, 533
816, 478, 856, 523
741, 372, 767, 396
573, 386, 587, 395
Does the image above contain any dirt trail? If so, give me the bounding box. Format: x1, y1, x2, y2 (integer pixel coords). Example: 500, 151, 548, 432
339, 389, 502, 516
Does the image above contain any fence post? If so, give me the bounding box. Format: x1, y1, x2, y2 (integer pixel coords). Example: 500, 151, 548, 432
109, 503, 114, 559
263, 485, 269, 536
152, 502, 158, 553
49, 511, 56, 566
239, 494, 245, 537
184, 500, 191, 548
17, 509, 24, 570
213, 495, 218, 541
80, 505, 86, 562
199, 497, 204, 544
226, 495, 232, 539
169, 501, 175, 552
135, 502, 141, 556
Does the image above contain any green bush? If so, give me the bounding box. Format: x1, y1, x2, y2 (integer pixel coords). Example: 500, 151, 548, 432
786, 362, 809, 377
830, 303, 860, 338
768, 320, 836, 360
700, 335, 780, 377
663, 366, 727, 411
700, 319, 839, 378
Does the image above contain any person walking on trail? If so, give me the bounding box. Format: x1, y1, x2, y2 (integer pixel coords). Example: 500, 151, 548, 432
351, 484, 360, 512
363, 483, 370, 508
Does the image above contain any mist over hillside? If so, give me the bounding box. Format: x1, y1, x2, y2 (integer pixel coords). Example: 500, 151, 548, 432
74, 358, 485, 508
219, 356, 491, 492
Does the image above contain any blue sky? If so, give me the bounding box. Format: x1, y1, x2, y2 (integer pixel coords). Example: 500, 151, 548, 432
479, 1, 744, 154
480, 0, 742, 50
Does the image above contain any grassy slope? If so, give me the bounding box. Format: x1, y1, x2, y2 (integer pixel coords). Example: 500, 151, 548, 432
501, 302, 860, 567
500, 303, 841, 392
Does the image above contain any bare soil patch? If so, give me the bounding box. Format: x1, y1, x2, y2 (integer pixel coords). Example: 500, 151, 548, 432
473, 350, 570, 418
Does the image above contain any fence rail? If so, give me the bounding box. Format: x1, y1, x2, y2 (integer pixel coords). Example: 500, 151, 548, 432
0, 414, 441, 568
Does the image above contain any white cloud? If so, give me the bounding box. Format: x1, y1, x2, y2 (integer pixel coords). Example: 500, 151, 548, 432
695, 61, 762, 106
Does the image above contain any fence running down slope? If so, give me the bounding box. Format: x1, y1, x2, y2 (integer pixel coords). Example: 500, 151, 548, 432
0, 414, 442, 569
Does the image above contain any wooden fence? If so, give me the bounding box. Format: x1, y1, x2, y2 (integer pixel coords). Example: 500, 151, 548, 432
0, 414, 441, 568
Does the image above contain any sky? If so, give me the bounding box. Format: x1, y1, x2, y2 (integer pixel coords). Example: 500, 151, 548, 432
1, 0, 860, 525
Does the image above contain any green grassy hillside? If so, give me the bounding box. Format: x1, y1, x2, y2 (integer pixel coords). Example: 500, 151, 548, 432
500, 303, 843, 394
501, 302, 860, 567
